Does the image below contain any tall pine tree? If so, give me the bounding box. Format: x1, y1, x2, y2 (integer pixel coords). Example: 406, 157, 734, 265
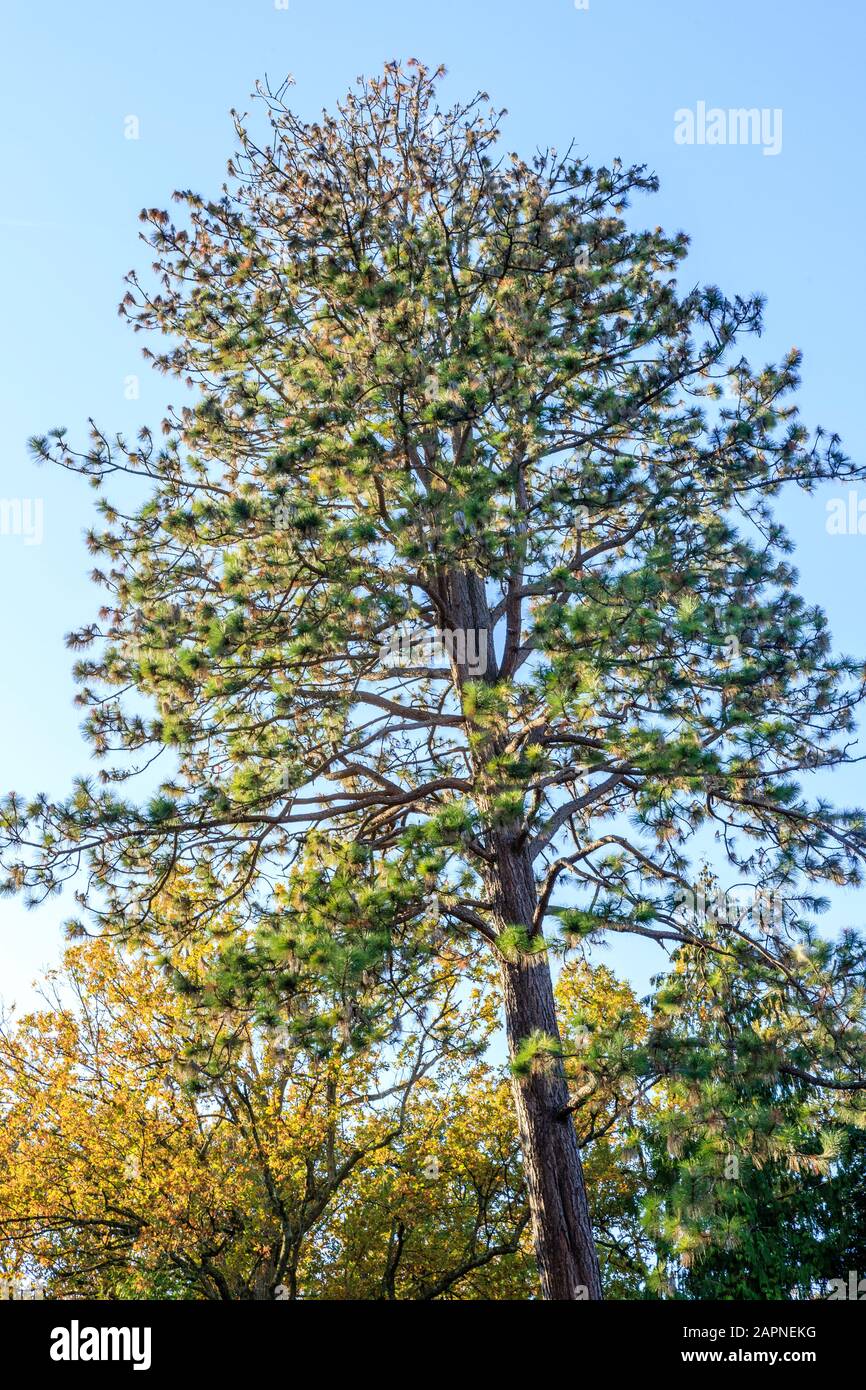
6, 62, 866, 1297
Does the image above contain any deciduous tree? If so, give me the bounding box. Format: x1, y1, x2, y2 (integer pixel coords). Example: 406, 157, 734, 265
0, 936, 530, 1300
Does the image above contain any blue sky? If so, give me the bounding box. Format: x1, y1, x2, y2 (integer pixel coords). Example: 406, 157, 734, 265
2, 0, 865, 1008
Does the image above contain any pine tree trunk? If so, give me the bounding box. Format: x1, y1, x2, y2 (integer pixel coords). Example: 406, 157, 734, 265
492, 838, 603, 1300
500, 951, 603, 1299
440, 566, 602, 1298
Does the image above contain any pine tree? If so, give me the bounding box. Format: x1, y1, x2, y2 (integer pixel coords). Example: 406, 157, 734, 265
6, 61, 866, 1298
635, 931, 866, 1298
554, 931, 866, 1299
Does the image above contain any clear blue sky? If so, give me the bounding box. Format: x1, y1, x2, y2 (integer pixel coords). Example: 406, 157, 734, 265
2, 0, 865, 1008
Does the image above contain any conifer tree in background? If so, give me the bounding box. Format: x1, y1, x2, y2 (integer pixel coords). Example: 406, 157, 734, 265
6, 61, 866, 1298
556, 939, 866, 1298
634, 930, 866, 1298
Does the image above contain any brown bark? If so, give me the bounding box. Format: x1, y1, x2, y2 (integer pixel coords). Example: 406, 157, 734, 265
439, 561, 602, 1298
500, 951, 603, 1299
492, 837, 603, 1300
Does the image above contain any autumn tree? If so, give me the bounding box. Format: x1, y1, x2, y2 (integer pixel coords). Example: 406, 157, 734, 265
0, 936, 531, 1300
555, 960, 656, 1295
6, 60, 866, 1297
